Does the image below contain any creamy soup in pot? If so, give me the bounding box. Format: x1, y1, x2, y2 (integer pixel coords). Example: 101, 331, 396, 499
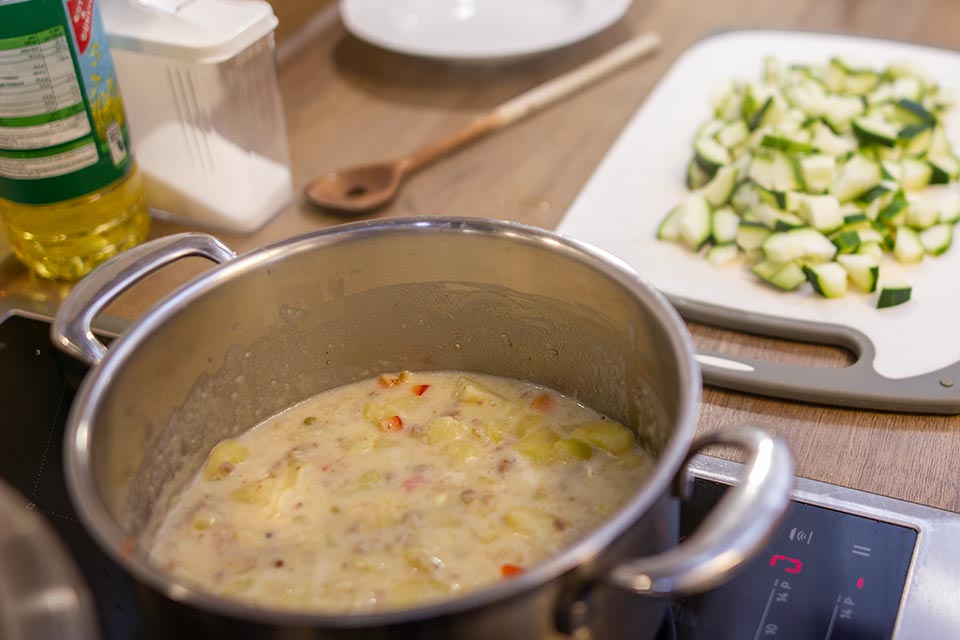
150, 371, 653, 613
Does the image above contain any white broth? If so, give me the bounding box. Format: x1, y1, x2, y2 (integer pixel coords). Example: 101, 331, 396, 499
150, 371, 653, 612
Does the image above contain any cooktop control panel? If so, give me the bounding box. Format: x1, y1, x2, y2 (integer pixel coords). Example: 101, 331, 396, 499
676, 455, 960, 640
672, 478, 915, 639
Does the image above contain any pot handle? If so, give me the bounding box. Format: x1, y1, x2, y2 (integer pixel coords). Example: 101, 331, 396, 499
52, 233, 236, 367
607, 426, 792, 596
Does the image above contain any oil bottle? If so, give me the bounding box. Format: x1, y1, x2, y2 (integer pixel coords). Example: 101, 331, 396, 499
0, 0, 149, 280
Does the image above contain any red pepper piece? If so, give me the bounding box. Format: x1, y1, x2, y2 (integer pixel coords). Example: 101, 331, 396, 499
412, 384, 430, 396
380, 415, 403, 432
530, 393, 552, 411
500, 563, 524, 578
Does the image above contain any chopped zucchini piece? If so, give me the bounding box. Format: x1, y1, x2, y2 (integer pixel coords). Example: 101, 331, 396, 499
763, 228, 837, 263
702, 165, 739, 207
761, 133, 813, 153
686, 157, 713, 189
831, 155, 882, 202
900, 158, 933, 191
904, 198, 940, 230
856, 183, 893, 204
735, 221, 771, 251
822, 94, 865, 132
811, 120, 856, 156
940, 192, 960, 224
657, 206, 683, 241
852, 116, 899, 148
919, 223, 953, 255
752, 260, 807, 291
706, 243, 740, 268
730, 180, 759, 213
895, 98, 937, 125
893, 226, 924, 263
799, 154, 836, 193
694, 137, 731, 173
877, 284, 912, 308
803, 262, 849, 298
878, 197, 908, 227
798, 194, 844, 233
717, 119, 750, 148
836, 253, 880, 292
928, 154, 960, 184
711, 207, 740, 244
831, 230, 862, 254
678, 195, 713, 250
858, 242, 884, 260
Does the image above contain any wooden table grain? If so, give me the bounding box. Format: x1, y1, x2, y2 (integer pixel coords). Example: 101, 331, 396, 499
4, 0, 959, 511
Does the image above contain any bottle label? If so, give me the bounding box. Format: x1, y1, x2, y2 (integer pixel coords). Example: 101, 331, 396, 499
0, 0, 133, 205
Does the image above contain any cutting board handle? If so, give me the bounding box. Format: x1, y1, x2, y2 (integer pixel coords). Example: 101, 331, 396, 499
674, 298, 960, 415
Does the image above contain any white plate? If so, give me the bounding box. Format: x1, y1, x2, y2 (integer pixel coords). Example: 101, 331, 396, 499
558, 30, 960, 380
339, 0, 632, 62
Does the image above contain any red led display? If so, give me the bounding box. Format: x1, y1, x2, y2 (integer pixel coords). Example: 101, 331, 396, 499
769, 554, 803, 574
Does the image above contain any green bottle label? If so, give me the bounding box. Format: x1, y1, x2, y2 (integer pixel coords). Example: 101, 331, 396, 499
0, 0, 133, 205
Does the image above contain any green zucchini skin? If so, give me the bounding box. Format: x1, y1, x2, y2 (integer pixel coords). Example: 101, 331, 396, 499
656, 54, 960, 309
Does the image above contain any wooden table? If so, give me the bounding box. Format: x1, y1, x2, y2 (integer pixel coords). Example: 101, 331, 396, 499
4, 0, 958, 511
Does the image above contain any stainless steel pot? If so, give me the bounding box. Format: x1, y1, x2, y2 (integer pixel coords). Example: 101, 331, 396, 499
0, 479, 100, 640
53, 218, 793, 639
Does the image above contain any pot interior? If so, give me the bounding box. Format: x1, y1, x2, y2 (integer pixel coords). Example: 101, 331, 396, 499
82, 220, 694, 555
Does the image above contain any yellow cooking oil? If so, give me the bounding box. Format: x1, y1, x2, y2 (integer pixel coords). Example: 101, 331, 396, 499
0, 0, 149, 280
0, 168, 149, 280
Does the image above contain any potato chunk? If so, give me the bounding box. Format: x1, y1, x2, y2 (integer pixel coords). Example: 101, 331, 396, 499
554, 438, 594, 462
570, 422, 636, 455
423, 416, 467, 444
443, 440, 479, 464
229, 463, 300, 505
513, 413, 543, 437
230, 477, 281, 506
203, 439, 249, 481
504, 506, 561, 538
362, 402, 389, 427
516, 428, 560, 464
456, 377, 503, 404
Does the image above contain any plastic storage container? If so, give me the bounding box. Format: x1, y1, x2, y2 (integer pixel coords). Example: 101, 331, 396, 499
102, 0, 293, 233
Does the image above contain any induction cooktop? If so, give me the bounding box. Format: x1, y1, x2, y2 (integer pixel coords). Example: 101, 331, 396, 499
2, 308, 959, 639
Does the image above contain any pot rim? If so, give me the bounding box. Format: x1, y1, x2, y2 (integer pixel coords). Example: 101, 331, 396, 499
64, 216, 701, 626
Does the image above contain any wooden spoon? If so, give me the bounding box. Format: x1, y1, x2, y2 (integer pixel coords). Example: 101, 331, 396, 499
305, 31, 662, 213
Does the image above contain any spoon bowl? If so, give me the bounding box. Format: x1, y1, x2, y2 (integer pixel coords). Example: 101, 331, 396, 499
304, 161, 405, 212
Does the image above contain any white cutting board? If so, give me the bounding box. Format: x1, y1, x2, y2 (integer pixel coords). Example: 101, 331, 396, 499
559, 30, 960, 381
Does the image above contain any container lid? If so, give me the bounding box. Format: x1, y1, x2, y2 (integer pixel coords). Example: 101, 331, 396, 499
101, 0, 278, 63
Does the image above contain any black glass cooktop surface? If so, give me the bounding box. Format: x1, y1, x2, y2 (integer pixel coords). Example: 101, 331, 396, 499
670, 478, 915, 639
0, 313, 917, 639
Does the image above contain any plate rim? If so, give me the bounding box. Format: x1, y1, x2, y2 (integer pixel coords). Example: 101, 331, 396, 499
338, 0, 633, 62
